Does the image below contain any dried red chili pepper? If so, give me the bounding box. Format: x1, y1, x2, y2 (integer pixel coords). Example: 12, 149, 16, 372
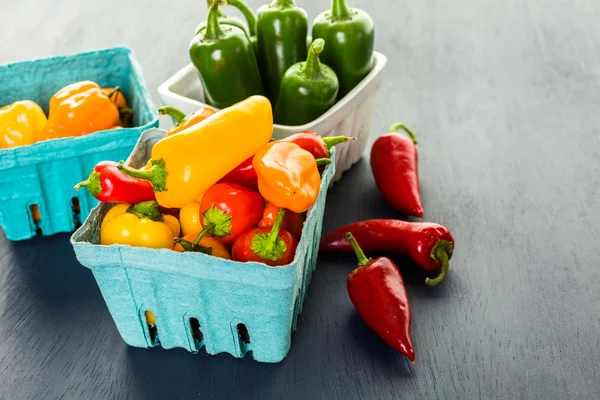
74, 161, 155, 203
217, 156, 258, 190
232, 209, 298, 266
370, 123, 423, 217
345, 232, 415, 362
319, 219, 454, 286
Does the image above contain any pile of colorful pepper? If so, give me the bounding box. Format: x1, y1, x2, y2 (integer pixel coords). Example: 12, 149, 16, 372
319, 124, 456, 363
76, 95, 353, 265
0, 80, 132, 149
189, 0, 374, 125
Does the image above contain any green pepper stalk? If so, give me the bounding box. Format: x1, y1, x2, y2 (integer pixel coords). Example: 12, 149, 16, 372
274, 38, 339, 126
312, 0, 375, 98
195, 0, 250, 37
189, 0, 264, 109
256, 0, 308, 106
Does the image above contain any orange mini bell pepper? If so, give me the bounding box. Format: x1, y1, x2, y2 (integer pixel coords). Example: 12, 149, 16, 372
40, 81, 121, 140
118, 95, 272, 209
0, 100, 47, 149
253, 141, 331, 213
159, 105, 216, 137
173, 223, 231, 259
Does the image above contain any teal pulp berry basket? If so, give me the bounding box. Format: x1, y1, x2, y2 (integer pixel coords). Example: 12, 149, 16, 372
0, 47, 159, 241
70, 129, 335, 363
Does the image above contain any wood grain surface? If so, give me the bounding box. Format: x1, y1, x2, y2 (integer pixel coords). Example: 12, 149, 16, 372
1, 0, 600, 399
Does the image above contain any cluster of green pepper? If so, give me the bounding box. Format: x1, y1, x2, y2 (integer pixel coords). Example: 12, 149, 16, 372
189, 0, 375, 126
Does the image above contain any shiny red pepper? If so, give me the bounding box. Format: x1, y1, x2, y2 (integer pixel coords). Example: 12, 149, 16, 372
200, 182, 264, 244
74, 161, 156, 203
218, 156, 258, 190
345, 232, 415, 362
319, 219, 454, 286
370, 123, 424, 217
258, 203, 305, 240
232, 209, 298, 266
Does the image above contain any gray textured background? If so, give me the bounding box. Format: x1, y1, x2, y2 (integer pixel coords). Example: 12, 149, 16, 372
1, 0, 600, 399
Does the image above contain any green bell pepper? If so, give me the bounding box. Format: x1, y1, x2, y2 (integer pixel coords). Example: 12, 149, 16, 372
189, 1, 264, 109
312, 0, 375, 98
256, 0, 308, 106
274, 38, 339, 126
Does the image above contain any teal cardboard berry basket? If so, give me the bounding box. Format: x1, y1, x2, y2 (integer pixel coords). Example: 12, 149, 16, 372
0, 47, 158, 241
70, 129, 335, 363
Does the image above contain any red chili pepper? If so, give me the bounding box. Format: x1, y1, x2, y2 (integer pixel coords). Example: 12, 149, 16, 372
200, 182, 264, 244
370, 123, 424, 217
258, 203, 305, 240
319, 219, 454, 286
232, 209, 298, 266
217, 156, 259, 190
345, 232, 415, 362
74, 161, 156, 203
278, 131, 355, 159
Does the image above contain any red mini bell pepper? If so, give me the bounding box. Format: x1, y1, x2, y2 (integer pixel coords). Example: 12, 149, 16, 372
345, 232, 415, 362
258, 203, 305, 240
370, 123, 424, 217
319, 219, 454, 286
232, 209, 298, 266
217, 156, 258, 190
74, 161, 156, 203
200, 182, 264, 244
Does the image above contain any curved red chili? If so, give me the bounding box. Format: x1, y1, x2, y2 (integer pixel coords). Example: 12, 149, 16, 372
319, 219, 454, 286
370, 123, 424, 217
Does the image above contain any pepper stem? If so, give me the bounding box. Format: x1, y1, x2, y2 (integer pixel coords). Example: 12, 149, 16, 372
389, 123, 418, 145
272, 0, 296, 7
301, 39, 325, 79
250, 209, 286, 261
266, 209, 285, 249
173, 237, 213, 255
193, 222, 216, 247
425, 240, 453, 286
158, 106, 187, 126
227, 0, 257, 36
74, 170, 101, 196
331, 0, 352, 20
345, 232, 370, 266
321, 135, 356, 150
117, 159, 168, 192
126, 201, 164, 222
204, 0, 225, 40
315, 158, 332, 167
105, 86, 121, 101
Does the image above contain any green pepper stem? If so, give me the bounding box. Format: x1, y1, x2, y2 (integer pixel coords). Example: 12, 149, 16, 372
207, 0, 226, 17
301, 39, 325, 79
105, 86, 121, 101
345, 232, 370, 266
74, 170, 101, 197
389, 123, 418, 145
315, 158, 332, 167
321, 135, 356, 150
117, 159, 168, 192
425, 240, 453, 286
331, 0, 352, 20
272, 0, 296, 7
204, 1, 225, 40
264, 209, 286, 254
158, 106, 187, 126
227, 0, 257, 36
126, 201, 164, 222
193, 222, 216, 247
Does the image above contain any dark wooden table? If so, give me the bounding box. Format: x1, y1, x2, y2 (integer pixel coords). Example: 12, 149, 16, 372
2, 0, 600, 399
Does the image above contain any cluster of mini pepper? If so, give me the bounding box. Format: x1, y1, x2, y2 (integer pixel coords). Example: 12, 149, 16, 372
0, 80, 132, 149
75, 95, 354, 265
319, 124, 456, 363
189, 0, 374, 125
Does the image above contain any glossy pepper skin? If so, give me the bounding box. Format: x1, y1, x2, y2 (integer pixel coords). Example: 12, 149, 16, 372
217, 156, 258, 190
345, 233, 415, 362
371, 123, 424, 217
179, 201, 203, 237
278, 130, 354, 159
159, 105, 215, 137
173, 224, 232, 259
189, 1, 263, 109
195, 0, 250, 37
0, 100, 47, 149
74, 161, 156, 204
117, 96, 272, 208
253, 141, 330, 213
312, 0, 374, 98
100, 202, 181, 249
233, 209, 298, 266
40, 81, 121, 140
200, 182, 265, 244
274, 38, 339, 126
258, 202, 305, 240
256, 0, 308, 105
320, 219, 455, 286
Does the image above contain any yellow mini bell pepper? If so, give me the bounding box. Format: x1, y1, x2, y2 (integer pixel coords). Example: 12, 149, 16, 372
100, 201, 180, 249
179, 201, 203, 237
118, 96, 273, 209
0, 100, 47, 149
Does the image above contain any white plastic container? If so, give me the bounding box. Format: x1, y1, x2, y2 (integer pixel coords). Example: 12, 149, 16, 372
157, 52, 387, 183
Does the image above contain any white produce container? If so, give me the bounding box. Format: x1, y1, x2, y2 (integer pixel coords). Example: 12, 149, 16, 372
157, 52, 387, 184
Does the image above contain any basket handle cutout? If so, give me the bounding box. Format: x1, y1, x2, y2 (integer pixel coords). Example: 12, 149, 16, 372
189, 317, 204, 346
29, 204, 42, 235
144, 310, 160, 346
71, 197, 82, 230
